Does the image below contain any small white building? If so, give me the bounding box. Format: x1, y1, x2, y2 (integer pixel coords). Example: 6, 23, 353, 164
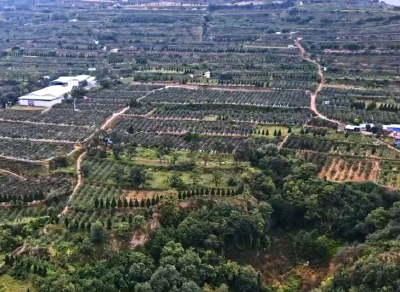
50, 75, 95, 87
19, 86, 72, 107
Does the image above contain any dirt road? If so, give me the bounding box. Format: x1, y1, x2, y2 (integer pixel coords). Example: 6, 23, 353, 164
60, 151, 86, 216
101, 106, 130, 131
295, 40, 340, 125
0, 169, 26, 180
278, 133, 291, 149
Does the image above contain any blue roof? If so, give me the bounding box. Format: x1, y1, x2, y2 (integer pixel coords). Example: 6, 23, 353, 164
396, 142, 400, 147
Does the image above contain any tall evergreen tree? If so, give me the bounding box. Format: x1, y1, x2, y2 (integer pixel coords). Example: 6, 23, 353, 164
117, 198, 122, 208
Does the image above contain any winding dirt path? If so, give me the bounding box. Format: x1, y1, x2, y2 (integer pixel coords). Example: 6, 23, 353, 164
294, 40, 340, 125
278, 133, 291, 149
0, 169, 26, 180
59, 151, 86, 217
101, 106, 130, 131
59, 106, 131, 217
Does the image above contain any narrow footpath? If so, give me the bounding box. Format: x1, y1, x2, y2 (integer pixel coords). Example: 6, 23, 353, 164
60, 105, 130, 217
295, 39, 340, 125
59, 151, 85, 216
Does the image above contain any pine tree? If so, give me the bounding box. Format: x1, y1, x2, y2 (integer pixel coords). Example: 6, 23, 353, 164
277, 129, 282, 137
107, 218, 112, 230
221, 189, 226, 196
182, 191, 187, 199
64, 217, 69, 228
121, 215, 126, 222
135, 198, 139, 207
146, 198, 151, 208
211, 188, 215, 195
273, 129, 277, 136
266, 129, 269, 136
140, 199, 145, 208
261, 129, 265, 135
111, 198, 117, 209
123, 198, 128, 208
178, 192, 182, 200
99, 198, 104, 209
151, 197, 156, 206
288, 127, 292, 134
80, 221, 85, 230
216, 188, 221, 196
106, 198, 110, 209
117, 198, 122, 208
155, 195, 160, 204
129, 199, 134, 209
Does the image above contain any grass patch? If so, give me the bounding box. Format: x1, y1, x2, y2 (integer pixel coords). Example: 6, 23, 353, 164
0, 274, 33, 292
252, 125, 299, 138
145, 168, 234, 189
107, 148, 237, 170
53, 164, 77, 175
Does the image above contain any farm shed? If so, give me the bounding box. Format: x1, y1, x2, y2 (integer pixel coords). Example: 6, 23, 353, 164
345, 125, 361, 132
19, 86, 72, 107
50, 75, 95, 87
383, 124, 400, 133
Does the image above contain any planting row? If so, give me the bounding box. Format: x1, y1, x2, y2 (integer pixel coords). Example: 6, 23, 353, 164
0, 121, 95, 143
114, 132, 278, 153
115, 116, 255, 136
54, 99, 126, 113
284, 135, 400, 159
142, 87, 310, 107
89, 90, 149, 100
147, 106, 313, 125
0, 109, 110, 127
318, 157, 379, 182
0, 138, 74, 161
318, 105, 400, 124
0, 174, 71, 205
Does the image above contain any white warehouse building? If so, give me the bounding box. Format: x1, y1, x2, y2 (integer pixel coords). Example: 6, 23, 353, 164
19, 75, 96, 107
19, 85, 73, 107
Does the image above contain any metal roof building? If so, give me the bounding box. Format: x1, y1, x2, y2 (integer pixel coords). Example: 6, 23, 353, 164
19, 86, 72, 107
